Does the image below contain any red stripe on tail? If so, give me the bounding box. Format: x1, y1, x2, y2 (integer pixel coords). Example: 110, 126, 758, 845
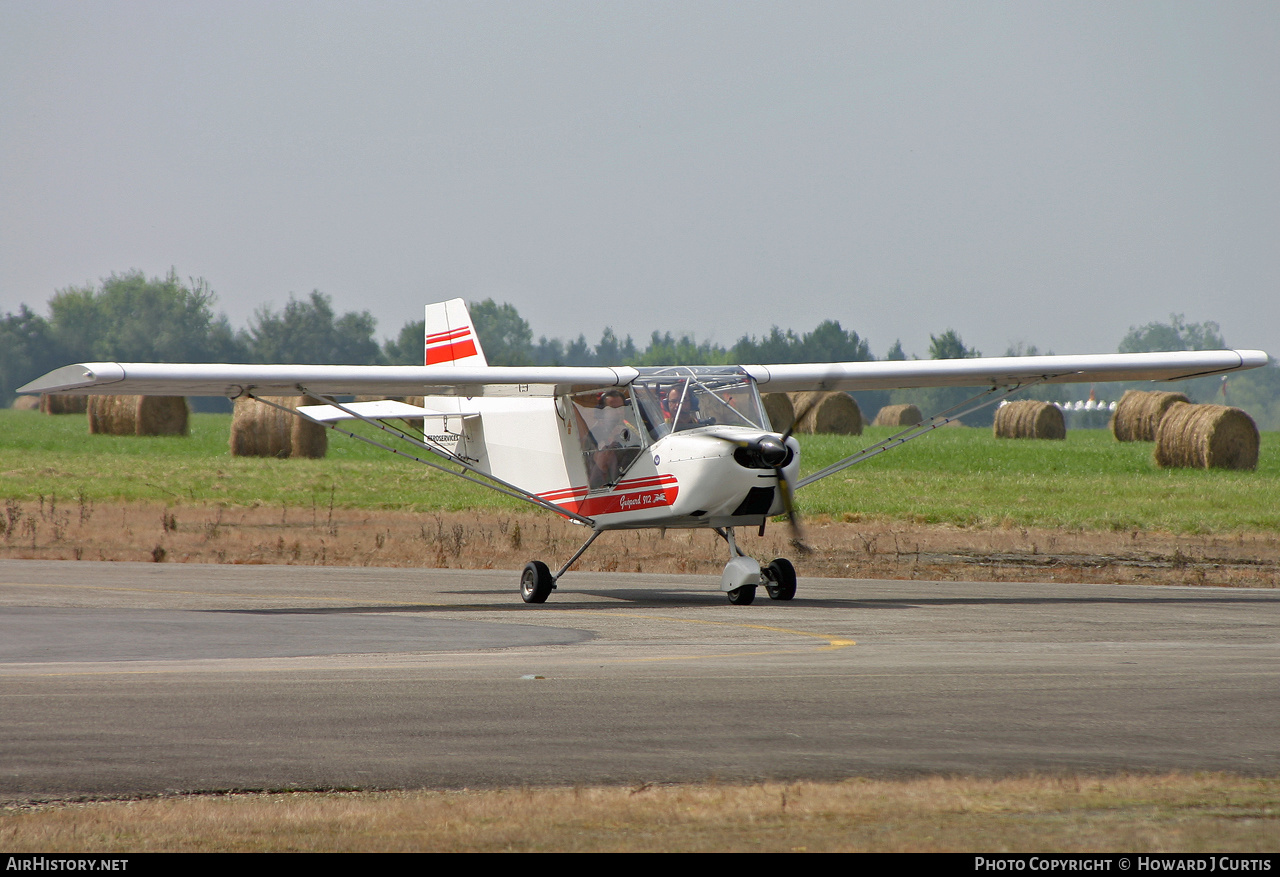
425, 338, 479, 364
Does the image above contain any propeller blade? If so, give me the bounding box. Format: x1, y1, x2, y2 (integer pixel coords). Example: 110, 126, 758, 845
774, 463, 810, 554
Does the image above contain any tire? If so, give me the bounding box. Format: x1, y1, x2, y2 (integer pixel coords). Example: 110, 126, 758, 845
765, 558, 797, 601
520, 561, 554, 604
727, 585, 756, 605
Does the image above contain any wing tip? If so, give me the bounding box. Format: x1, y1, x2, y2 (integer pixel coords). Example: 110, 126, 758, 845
17, 362, 125, 395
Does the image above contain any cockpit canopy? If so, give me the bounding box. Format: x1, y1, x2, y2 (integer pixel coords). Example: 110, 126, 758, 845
630, 366, 769, 441
565, 367, 770, 489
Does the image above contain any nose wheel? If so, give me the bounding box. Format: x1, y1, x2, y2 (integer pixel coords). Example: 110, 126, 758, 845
764, 557, 797, 601
716, 527, 798, 605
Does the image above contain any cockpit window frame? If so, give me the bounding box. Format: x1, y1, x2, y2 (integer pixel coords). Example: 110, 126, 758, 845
630, 366, 768, 437
567, 386, 647, 491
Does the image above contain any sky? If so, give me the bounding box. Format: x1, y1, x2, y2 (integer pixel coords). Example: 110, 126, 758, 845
2, 1, 1277, 361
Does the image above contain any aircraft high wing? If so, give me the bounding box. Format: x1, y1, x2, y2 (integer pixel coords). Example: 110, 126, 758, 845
20, 348, 1266, 399
18, 301, 1269, 606
19, 361, 635, 399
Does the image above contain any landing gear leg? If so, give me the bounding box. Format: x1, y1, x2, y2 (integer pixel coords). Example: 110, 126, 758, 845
716, 527, 763, 606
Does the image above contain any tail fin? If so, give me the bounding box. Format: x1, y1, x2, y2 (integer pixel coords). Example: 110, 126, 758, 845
423, 299, 488, 367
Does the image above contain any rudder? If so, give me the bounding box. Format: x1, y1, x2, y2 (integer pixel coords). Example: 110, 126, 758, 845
424, 299, 488, 366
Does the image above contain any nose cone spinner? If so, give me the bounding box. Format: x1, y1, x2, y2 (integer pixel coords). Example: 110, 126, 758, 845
732, 435, 793, 470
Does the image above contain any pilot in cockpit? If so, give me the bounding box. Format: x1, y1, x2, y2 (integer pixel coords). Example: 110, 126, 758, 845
662, 384, 700, 431
589, 390, 639, 487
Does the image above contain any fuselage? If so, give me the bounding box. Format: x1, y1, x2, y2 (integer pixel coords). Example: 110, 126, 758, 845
426, 367, 801, 531
543, 425, 801, 530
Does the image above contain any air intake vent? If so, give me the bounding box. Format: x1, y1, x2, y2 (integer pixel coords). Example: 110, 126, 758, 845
731, 486, 775, 517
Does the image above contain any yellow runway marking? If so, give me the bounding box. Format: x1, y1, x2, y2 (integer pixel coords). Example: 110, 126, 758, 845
599, 648, 829, 665
0, 586, 855, 673
6, 584, 856, 650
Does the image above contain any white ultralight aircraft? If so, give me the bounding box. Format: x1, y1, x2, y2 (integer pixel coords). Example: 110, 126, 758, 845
20, 299, 1269, 605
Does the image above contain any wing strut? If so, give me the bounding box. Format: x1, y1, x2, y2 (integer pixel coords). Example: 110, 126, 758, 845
795, 380, 1045, 490
250, 390, 596, 526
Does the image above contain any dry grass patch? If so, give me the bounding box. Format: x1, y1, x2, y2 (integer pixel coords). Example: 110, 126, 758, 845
3, 774, 1277, 852
1, 500, 1278, 587
0, 500, 1264, 584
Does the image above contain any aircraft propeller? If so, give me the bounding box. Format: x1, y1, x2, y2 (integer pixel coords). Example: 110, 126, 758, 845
773, 415, 810, 554
715, 426, 809, 553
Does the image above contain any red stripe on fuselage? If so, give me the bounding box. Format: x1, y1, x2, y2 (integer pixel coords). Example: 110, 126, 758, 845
539, 475, 678, 517
539, 474, 672, 503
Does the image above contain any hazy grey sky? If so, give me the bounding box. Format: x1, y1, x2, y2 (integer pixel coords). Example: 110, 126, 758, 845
3, 1, 1276, 360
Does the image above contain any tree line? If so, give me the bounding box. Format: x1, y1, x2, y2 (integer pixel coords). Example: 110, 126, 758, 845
0, 270, 881, 405
2, 270, 1275, 427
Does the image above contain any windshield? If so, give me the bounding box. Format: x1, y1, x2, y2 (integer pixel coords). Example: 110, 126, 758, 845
631, 367, 767, 439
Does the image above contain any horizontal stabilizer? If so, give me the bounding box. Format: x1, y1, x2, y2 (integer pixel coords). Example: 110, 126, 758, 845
296, 400, 477, 422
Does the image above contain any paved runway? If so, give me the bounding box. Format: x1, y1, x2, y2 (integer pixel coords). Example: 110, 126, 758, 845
1, 559, 1277, 802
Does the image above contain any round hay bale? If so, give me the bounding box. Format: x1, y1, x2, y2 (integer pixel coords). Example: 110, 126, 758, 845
788, 392, 817, 433
230, 396, 292, 457
762, 393, 795, 434
1154, 402, 1259, 470
1111, 390, 1190, 442
87, 395, 189, 436
40, 394, 88, 415
11, 395, 40, 411
289, 402, 328, 459
791, 391, 863, 435
993, 400, 1066, 440
230, 396, 327, 459
139, 397, 189, 436
88, 395, 119, 435
873, 403, 922, 427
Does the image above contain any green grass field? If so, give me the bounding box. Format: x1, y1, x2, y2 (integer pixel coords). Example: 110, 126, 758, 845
801, 427, 1280, 532
1, 410, 1276, 533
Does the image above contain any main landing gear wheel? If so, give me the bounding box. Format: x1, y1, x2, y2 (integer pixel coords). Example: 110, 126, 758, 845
727, 585, 757, 605
764, 558, 797, 601
520, 560, 554, 604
